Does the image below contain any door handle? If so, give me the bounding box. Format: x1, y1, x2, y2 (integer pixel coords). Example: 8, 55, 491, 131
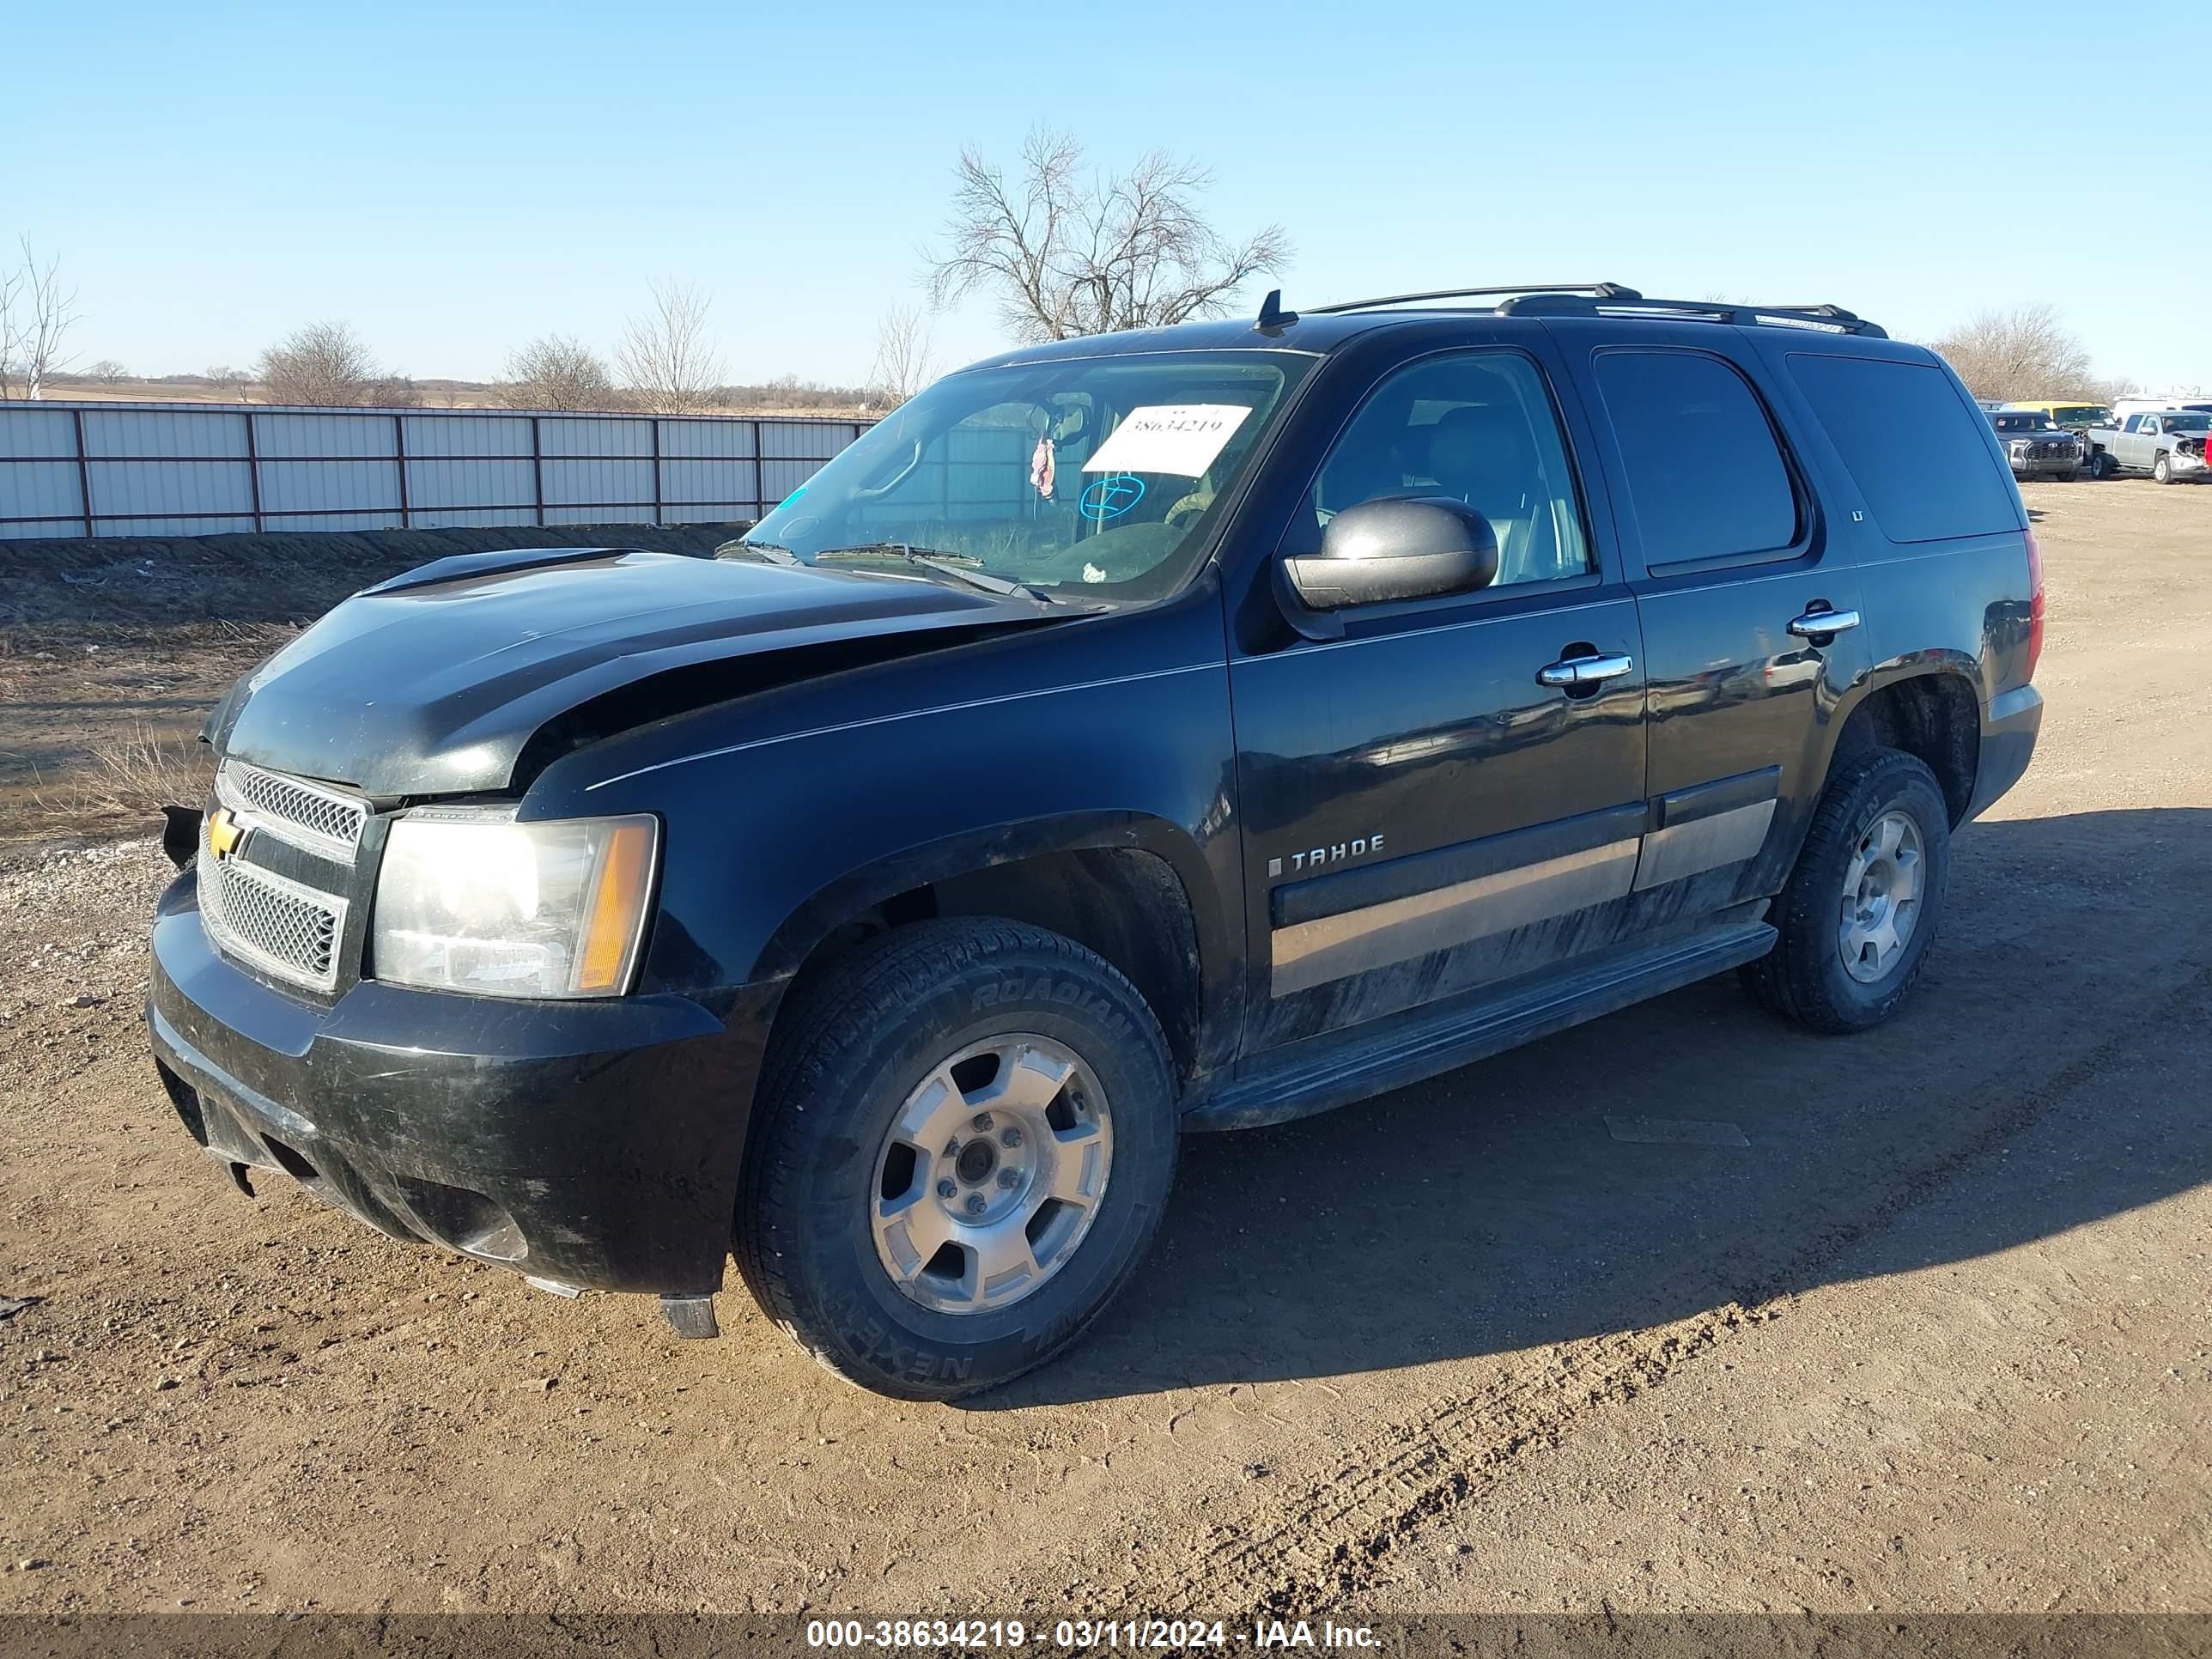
1787, 608, 1861, 639
1536, 652, 1635, 689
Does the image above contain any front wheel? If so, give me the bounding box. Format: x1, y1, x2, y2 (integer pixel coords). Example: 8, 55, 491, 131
1742, 750, 1951, 1035
2154, 453, 2173, 485
734, 919, 1178, 1400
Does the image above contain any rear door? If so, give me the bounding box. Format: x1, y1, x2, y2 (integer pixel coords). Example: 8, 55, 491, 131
1553, 320, 1871, 918
1228, 332, 1650, 1053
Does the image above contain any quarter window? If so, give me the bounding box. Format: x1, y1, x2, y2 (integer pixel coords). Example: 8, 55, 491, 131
1593, 349, 1799, 567
1788, 354, 2022, 543
1296, 352, 1592, 588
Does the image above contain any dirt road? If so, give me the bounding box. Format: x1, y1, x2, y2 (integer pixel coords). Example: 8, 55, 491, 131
1, 483, 2207, 1619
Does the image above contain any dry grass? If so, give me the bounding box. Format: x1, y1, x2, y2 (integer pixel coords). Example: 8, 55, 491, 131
26, 722, 213, 836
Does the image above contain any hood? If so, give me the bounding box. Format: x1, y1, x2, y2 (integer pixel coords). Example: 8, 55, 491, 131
210, 546, 1063, 796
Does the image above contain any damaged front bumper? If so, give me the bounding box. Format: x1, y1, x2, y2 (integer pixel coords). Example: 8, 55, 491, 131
146, 868, 765, 1304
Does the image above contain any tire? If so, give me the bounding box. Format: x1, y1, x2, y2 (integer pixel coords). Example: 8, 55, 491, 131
1741, 750, 1951, 1036
2154, 453, 2173, 485
2089, 451, 2117, 480
734, 919, 1178, 1401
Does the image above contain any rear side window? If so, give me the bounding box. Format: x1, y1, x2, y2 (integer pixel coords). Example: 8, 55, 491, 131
1592, 350, 1799, 567
1787, 354, 2020, 543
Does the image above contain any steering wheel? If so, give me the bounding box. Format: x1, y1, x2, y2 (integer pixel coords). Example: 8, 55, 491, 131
1164, 494, 1211, 532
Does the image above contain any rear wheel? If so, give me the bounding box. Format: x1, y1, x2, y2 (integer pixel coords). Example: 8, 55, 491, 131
734, 919, 1177, 1400
1742, 750, 1951, 1035
2089, 451, 2117, 480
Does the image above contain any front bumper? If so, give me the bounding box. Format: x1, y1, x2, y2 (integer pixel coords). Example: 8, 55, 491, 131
2166, 450, 2208, 478
1966, 684, 2043, 821
2009, 459, 2080, 480
146, 870, 765, 1295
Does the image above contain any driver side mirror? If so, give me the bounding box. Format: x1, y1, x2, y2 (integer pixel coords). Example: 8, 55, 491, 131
1282, 496, 1499, 611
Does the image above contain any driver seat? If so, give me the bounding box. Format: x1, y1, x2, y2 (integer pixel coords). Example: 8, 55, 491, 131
1423, 404, 1555, 584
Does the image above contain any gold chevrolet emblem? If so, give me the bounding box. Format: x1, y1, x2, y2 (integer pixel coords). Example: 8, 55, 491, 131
205, 808, 246, 860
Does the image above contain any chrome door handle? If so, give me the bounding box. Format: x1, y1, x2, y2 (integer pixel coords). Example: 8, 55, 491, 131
1536, 652, 1635, 689
1787, 608, 1861, 639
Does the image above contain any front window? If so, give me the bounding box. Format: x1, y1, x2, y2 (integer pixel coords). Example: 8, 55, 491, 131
1291, 350, 1594, 586
740, 350, 1313, 600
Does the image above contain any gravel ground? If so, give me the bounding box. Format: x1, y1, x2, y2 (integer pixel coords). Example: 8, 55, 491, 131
0, 481, 2206, 1624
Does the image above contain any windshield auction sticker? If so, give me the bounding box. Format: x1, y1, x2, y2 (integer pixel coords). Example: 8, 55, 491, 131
1082, 404, 1253, 477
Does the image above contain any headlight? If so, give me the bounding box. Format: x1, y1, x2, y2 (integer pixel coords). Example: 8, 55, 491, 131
371, 810, 659, 998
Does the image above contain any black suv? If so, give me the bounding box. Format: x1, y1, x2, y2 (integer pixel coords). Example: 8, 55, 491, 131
147, 283, 2045, 1398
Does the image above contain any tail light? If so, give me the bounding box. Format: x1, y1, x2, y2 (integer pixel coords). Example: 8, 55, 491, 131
2025, 526, 2045, 679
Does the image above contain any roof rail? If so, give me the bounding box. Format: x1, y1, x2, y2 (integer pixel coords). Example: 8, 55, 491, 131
1497, 293, 1888, 338
1307, 282, 1642, 315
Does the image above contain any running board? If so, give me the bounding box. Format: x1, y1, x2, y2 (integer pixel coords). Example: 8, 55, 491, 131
1183, 921, 1778, 1133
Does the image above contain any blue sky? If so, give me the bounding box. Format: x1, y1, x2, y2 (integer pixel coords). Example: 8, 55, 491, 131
7, 1, 2208, 391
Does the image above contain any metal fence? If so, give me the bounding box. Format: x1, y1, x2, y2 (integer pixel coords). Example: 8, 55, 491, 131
0, 401, 871, 541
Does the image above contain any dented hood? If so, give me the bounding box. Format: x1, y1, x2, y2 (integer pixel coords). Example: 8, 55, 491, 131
210, 547, 1059, 796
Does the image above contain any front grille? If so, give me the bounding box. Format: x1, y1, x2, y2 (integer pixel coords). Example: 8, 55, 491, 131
2029, 441, 2071, 460
199, 842, 348, 992
200, 760, 368, 993
216, 762, 366, 863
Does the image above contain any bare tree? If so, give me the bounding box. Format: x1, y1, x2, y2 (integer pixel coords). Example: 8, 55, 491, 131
88, 358, 129, 386
868, 304, 936, 406
1929, 304, 2106, 404
924, 129, 1291, 343
371, 374, 424, 408
0, 239, 82, 400
204, 364, 255, 400
256, 320, 389, 405
499, 334, 617, 410
617, 279, 725, 413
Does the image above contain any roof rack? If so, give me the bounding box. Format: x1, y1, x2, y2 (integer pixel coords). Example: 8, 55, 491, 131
1307, 282, 1643, 315
1289, 283, 1888, 338
1496, 293, 1887, 337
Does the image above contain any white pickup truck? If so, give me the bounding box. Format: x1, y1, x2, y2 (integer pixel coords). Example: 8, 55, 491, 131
2084, 409, 2211, 483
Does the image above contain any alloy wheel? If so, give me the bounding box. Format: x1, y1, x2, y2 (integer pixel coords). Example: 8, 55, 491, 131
1838, 808, 1925, 984
869, 1035, 1114, 1315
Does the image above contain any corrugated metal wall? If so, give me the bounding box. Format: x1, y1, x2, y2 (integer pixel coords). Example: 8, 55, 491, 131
0, 402, 871, 540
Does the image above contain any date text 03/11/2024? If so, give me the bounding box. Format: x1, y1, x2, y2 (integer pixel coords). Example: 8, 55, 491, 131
802, 1619, 1384, 1650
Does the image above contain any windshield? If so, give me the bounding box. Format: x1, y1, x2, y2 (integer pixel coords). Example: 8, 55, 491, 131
741, 350, 1312, 599
2049, 405, 2110, 427
1990, 413, 2045, 434
2160, 412, 2212, 433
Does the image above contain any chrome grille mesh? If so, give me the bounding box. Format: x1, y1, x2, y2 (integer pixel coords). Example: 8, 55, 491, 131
216, 762, 366, 862
200, 761, 365, 992
198, 842, 348, 992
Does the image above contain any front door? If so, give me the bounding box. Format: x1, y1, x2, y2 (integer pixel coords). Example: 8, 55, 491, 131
2120, 416, 2156, 469
1230, 344, 1648, 1053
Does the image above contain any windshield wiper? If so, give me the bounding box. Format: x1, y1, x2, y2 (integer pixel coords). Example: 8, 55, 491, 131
715, 539, 799, 566
813, 541, 985, 567
812, 544, 1054, 603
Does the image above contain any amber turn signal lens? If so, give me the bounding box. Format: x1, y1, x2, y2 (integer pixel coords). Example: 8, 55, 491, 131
575, 821, 655, 993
